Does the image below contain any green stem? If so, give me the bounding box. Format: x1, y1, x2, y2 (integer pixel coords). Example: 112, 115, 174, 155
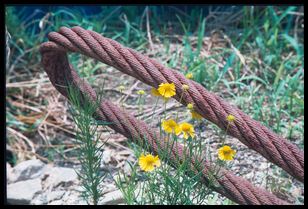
137, 95, 142, 115
222, 123, 230, 146
175, 91, 185, 122
288, 91, 294, 139
151, 97, 160, 123
120, 90, 124, 111
163, 99, 168, 120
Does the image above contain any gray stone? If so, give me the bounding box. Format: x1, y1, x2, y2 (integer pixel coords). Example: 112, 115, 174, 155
102, 150, 112, 164
123, 162, 132, 176
7, 163, 15, 183
59, 190, 87, 205
7, 178, 42, 205
47, 191, 65, 203
31, 193, 48, 205
48, 199, 64, 205
7, 163, 12, 175
259, 162, 269, 170
42, 167, 78, 189
11, 159, 46, 183
100, 189, 124, 205
74, 185, 86, 193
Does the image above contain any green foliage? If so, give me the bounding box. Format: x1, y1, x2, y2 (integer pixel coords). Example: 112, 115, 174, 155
178, 6, 303, 142
115, 96, 235, 205
115, 135, 223, 205
67, 84, 108, 205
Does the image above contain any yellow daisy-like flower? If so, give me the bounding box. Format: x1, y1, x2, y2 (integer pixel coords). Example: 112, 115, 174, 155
151, 88, 161, 97
182, 84, 189, 90
162, 119, 181, 135
118, 85, 125, 91
187, 103, 194, 110
137, 90, 145, 95
179, 122, 195, 139
226, 114, 235, 123
191, 111, 203, 120
158, 83, 176, 98
185, 73, 193, 79
218, 145, 236, 161
139, 154, 161, 172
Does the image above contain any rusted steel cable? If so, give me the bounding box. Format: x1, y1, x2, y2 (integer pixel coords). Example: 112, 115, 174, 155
41, 26, 304, 183
39, 42, 290, 205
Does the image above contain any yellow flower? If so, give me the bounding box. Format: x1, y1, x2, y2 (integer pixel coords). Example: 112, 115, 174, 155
139, 154, 161, 172
151, 88, 161, 97
151, 87, 169, 101
226, 114, 235, 123
182, 84, 189, 90
191, 111, 203, 120
187, 103, 194, 110
118, 85, 125, 91
158, 83, 176, 98
162, 119, 181, 135
185, 73, 193, 79
137, 90, 145, 95
218, 145, 236, 161
179, 122, 195, 139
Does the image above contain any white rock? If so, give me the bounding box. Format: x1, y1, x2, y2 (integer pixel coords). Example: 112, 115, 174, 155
42, 167, 78, 189
7, 163, 15, 183
100, 189, 124, 205
60, 190, 87, 205
102, 150, 112, 164
103, 182, 117, 191
7, 163, 12, 175
123, 162, 132, 176
245, 172, 254, 180
56, 190, 72, 204
30, 193, 48, 205
259, 162, 268, 170
48, 199, 64, 205
7, 178, 42, 205
11, 159, 46, 183
47, 191, 65, 203
74, 185, 86, 192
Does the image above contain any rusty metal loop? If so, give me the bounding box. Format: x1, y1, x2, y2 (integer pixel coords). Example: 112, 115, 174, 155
39, 26, 300, 205
40, 26, 304, 183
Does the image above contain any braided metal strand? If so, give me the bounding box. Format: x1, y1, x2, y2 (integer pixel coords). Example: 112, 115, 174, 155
44, 26, 304, 183
40, 40, 290, 205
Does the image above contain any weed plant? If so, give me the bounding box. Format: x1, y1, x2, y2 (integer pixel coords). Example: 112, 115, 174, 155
115, 85, 236, 205
67, 84, 108, 205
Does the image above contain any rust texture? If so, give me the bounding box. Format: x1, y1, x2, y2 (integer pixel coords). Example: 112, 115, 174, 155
39, 26, 302, 204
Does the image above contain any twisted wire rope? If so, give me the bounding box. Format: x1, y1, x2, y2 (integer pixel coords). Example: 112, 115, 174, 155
39, 26, 303, 204
42, 26, 303, 183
